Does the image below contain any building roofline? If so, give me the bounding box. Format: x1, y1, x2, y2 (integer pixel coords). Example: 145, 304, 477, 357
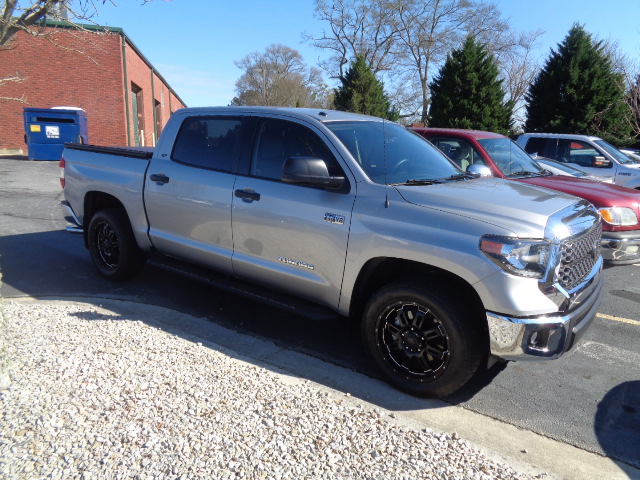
39, 19, 187, 107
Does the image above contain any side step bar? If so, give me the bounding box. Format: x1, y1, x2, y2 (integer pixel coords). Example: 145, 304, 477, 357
148, 255, 338, 322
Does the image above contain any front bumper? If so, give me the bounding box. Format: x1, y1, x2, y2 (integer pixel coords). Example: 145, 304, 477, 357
487, 268, 604, 361
601, 231, 640, 265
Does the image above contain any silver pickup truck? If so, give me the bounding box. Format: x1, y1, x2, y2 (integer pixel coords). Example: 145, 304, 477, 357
60, 107, 604, 397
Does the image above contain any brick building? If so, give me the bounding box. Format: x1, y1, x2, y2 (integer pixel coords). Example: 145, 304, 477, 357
0, 22, 186, 155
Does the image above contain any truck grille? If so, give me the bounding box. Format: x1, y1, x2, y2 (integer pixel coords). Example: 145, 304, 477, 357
558, 222, 601, 290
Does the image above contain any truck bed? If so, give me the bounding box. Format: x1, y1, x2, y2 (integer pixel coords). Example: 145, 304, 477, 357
64, 143, 154, 159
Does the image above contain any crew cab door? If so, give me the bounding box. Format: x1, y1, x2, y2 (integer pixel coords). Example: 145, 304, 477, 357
144, 115, 245, 272
231, 117, 355, 309
552, 139, 617, 182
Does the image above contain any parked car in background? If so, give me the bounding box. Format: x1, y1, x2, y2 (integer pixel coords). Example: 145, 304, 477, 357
411, 127, 640, 265
517, 133, 640, 189
533, 157, 614, 183
620, 148, 640, 163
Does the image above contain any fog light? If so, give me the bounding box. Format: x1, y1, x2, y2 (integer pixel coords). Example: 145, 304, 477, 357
528, 327, 562, 353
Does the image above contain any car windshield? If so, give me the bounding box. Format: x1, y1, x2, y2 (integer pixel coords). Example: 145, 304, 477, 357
624, 151, 640, 163
477, 138, 546, 177
594, 139, 637, 164
326, 121, 462, 185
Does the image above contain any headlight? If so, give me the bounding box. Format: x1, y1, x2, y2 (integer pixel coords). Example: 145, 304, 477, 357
599, 207, 638, 226
480, 235, 551, 278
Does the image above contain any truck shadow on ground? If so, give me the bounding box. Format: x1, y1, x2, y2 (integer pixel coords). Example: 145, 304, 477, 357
595, 381, 640, 469
0, 228, 505, 404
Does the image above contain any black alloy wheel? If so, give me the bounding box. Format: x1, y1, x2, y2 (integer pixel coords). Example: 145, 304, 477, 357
94, 219, 120, 271
87, 208, 146, 280
376, 301, 450, 382
362, 281, 485, 398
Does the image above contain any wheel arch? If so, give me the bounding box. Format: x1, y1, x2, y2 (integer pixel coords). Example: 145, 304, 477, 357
82, 192, 129, 247
348, 257, 488, 337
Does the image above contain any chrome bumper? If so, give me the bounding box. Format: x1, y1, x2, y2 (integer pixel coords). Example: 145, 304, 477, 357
601, 232, 640, 265
487, 269, 604, 360
60, 200, 83, 233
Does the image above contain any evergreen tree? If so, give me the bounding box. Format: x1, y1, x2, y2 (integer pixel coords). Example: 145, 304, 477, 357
333, 55, 399, 121
525, 24, 633, 142
428, 36, 512, 134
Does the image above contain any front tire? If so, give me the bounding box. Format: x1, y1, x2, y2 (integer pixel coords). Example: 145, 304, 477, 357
87, 208, 146, 280
362, 281, 485, 398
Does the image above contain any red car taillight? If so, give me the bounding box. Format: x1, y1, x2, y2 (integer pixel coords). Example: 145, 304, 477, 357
59, 157, 65, 189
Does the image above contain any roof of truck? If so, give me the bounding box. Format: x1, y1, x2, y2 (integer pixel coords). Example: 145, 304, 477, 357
409, 127, 505, 140
517, 133, 603, 142
175, 106, 383, 124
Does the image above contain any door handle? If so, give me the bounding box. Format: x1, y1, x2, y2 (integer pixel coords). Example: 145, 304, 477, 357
234, 188, 260, 202
150, 173, 170, 184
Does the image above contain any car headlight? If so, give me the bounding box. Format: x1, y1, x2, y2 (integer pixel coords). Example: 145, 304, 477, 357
480, 235, 551, 278
598, 207, 638, 226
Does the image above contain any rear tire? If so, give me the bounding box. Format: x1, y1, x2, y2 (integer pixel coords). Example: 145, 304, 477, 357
87, 208, 146, 280
362, 281, 485, 398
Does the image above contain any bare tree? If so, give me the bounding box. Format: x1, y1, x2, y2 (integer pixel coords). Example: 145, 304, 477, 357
308, 0, 543, 124
0, 70, 26, 102
629, 76, 640, 140
392, 0, 480, 122
0, 0, 117, 48
1, 0, 120, 102
305, 0, 400, 80
233, 44, 331, 108
488, 30, 543, 129
602, 39, 640, 139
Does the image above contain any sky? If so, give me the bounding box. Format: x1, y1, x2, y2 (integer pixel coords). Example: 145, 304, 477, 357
82, 0, 640, 108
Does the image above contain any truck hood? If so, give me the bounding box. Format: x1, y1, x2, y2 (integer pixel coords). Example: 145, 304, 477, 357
518, 175, 640, 210
620, 162, 640, 169
395, 177, 579, 238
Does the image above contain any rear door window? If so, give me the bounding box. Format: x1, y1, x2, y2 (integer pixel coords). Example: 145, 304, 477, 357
522, 137, 547, 157
172, 116, 242, 172
557, 139, 604, 167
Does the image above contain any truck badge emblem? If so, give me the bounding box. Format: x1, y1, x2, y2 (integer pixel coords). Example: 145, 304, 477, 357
324, 212, 345, 225
278, 257, 315, 270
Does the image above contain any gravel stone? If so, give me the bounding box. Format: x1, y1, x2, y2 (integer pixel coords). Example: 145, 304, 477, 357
0, 299, 541, 479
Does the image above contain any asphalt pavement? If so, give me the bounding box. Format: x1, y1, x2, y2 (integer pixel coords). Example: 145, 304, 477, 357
1, 155, 639, 479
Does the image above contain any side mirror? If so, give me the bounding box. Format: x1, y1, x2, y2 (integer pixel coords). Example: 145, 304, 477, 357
282, 156, 345, 189
591, 155, 612, 168
467, 164, 493, 177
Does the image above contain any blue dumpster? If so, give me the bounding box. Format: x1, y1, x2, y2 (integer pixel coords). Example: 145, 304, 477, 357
23, 107, 88, 161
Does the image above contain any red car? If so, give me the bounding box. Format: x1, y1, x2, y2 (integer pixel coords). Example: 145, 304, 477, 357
411, 127, 640, 265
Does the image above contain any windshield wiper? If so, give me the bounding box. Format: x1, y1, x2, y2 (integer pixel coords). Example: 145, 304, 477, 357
394, 174, 472, 186
446, 173, 473, 181
395, 178, 444, 186
509, 170, 542, 178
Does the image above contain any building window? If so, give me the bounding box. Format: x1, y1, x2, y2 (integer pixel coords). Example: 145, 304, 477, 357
154, 99, 162, 144
131, 83, 144, 146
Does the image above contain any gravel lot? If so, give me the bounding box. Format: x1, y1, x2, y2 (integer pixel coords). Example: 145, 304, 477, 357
0, 298, 545, 480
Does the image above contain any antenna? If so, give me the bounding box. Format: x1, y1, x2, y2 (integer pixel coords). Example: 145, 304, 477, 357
383, 120, 389, 208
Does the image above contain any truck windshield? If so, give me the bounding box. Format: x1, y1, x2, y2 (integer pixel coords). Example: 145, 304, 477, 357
593, 139, 638, 164
477, 138, 546, 178
326, 121, 461, 185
